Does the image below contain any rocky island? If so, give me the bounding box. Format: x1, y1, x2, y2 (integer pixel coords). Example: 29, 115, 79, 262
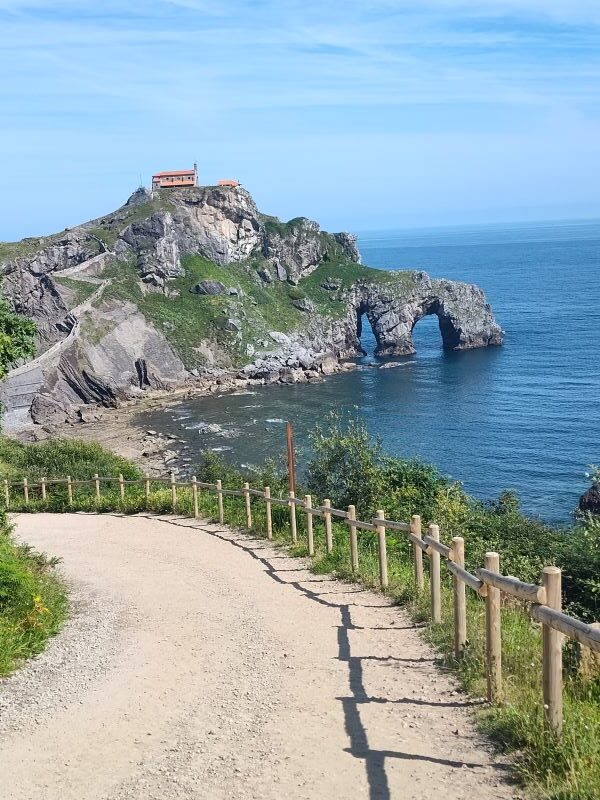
0, 184, 503, 432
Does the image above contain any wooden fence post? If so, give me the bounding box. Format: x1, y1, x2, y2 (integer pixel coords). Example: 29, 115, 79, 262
41, 476, 47, 502
144, 473, 150, 507
170, 472, 176, 512
192, 476, 199, 519
348, 505, 358, 572
411, 514, 424, 592
485, 551, 502, 703
452, 537, 467, 656
542, 566, 563, 734
323, 499, 333, 553
289, 491, 298, 544
375, 509, 388, 589
67, 475, 73, 506
305, 494, 314, 556
118, 473, 124, 502
243, 482, 252, 528
23, 478, 29, 505
429, 523, 441, 623
94, 473, 100, 502
264, 486, 272, 540
4, 479, 9, 508
216, 479, 224, 524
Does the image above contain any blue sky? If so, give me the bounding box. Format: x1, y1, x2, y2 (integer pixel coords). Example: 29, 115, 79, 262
2, 1, 600, 239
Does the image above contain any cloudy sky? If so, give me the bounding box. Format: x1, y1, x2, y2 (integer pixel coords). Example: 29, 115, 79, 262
2, 0, 600, 238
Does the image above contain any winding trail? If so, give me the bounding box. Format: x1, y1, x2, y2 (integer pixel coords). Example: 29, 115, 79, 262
1, 514, 519, 800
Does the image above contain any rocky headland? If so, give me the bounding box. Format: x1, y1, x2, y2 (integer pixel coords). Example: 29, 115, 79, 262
0, 184, 503, 433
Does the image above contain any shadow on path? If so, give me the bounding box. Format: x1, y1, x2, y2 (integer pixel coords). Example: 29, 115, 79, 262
148, 517, 505, 800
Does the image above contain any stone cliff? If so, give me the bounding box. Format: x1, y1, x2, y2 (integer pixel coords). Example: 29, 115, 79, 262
0, 185, 502, 429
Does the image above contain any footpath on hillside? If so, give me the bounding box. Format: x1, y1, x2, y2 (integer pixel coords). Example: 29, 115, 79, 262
0, 514, 519, 800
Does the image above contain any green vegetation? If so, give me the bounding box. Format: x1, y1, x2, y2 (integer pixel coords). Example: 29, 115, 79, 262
100, 253, 311, 368
0, 437, 140, 482
259, 214, 307, 239
0, 297, 36, 380
54, 277, 99, 306
0, 510, 67, 676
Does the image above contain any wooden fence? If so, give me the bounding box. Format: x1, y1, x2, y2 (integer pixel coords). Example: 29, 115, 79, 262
4, 471, 600, 736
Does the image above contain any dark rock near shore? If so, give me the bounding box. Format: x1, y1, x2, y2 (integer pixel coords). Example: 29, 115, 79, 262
579, 483, 600, 515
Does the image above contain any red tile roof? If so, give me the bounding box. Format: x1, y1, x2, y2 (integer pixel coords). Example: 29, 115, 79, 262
152, 169, 196, 178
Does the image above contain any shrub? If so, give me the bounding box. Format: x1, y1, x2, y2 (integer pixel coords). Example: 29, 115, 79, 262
0, 510, 67, 676
287, 286, 305, 301
0, 437, 141, 481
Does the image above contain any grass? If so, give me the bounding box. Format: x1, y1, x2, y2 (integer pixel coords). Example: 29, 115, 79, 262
0, 511, 67, 676
0, 437, 140, 482
54, 277, 99, 307
4, 466, 598, 799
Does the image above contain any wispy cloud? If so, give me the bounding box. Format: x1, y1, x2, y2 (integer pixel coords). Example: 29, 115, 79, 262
1, 0, 599, 236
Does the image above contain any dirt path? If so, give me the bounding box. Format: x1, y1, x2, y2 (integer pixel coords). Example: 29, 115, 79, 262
1, 514, 519, 800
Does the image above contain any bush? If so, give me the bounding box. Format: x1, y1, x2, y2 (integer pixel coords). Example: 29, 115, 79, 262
287, 286, 305, 301
0, 437, 140, 482
0, 510, 67, 676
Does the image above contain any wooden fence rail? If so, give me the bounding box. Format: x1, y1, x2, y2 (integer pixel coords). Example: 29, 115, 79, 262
3, 471, 599, 736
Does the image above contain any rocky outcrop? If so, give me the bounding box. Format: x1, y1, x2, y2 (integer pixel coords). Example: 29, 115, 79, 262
344, 273, 503, 355
261, 217, 359, 284
1, 229, 104, 348
579, 484, 600, 515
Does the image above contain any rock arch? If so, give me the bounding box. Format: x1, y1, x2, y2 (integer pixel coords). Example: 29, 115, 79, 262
348, 274, 503, 356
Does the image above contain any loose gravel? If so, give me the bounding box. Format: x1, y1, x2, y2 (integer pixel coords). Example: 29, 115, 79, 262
0, 513, 520, 800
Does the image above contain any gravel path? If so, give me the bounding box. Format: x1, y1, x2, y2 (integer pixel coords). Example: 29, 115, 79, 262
1, 513, 519, 800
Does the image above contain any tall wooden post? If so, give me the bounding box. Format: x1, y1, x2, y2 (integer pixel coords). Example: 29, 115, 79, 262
192, 476, 199, 519
216, 479, 224, 524
67, 475, 73, 506
23, 477, 29, 505
94, 473, 100, 502
170, 471, 176, 511
118, 473, 124, 502
411, 514, 424, 592
485, 552, 502, 703
305, 494, 314, 556
323, 499, 333, 553
144, 473, 150, 507
3, 479, 9, 508
452, 537, 467, 656
264, 486, 273, 540
375, 509, 388, 589
429, 523, 441, 623
243, 482, 252, 528
286, 421, 296, 494
41, 476, 47, 502
543, 566, 563, 734
348, 505, 358, 572
289, 491, 298, 544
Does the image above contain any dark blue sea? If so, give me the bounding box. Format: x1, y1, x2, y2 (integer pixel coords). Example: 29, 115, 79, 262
141, 219, 600, 523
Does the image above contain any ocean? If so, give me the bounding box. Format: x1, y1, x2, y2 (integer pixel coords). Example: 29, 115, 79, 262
139, 218, 600, 523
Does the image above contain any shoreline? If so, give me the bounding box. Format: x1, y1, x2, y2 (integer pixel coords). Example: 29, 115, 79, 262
14, 360, 362, 475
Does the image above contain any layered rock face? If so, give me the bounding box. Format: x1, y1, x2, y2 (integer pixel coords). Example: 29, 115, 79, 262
0, 185, 503, 430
